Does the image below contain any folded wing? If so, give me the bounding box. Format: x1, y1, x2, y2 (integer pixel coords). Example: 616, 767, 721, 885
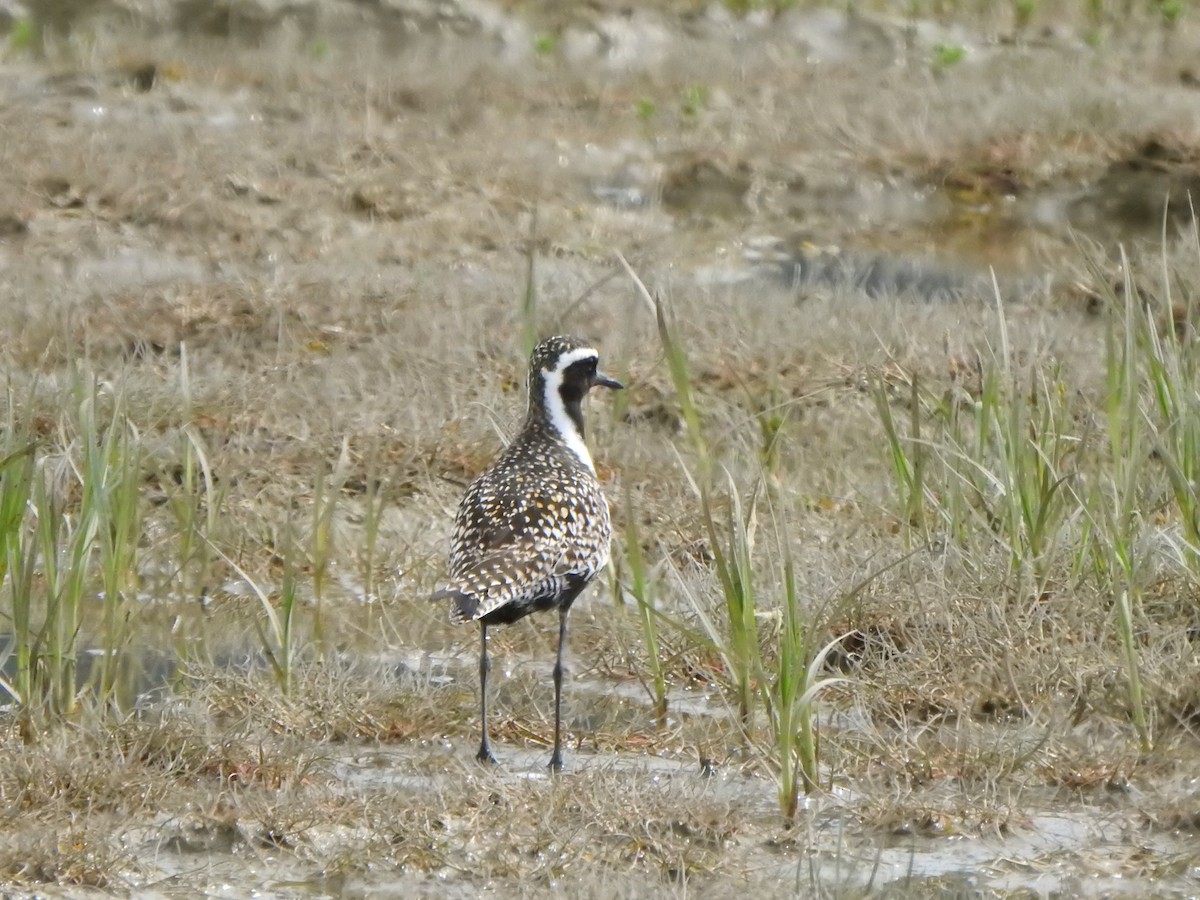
431, 541, 577, 623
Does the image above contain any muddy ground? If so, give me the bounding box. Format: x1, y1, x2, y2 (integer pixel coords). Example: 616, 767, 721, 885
2, 0, 1200, 897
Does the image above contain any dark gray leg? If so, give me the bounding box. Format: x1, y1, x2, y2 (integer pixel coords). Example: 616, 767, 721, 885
549, 606, 570, 772
476, 624, 496, 764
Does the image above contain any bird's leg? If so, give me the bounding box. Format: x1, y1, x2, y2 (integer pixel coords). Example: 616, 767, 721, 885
476, 624, 497, 764
549, 606, 570, 773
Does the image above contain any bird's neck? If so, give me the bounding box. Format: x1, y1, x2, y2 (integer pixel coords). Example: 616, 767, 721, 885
526, 376, 594, 472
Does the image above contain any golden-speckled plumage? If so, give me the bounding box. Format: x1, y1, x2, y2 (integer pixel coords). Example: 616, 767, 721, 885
431, 335, 622, 770
435, 336, 615, 626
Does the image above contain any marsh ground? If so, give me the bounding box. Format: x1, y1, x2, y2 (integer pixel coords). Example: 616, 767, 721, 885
2, 0, 1200, 896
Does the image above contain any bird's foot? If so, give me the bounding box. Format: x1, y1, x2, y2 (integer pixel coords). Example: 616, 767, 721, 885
548, 751, 564, 773
476, 746, 498, 765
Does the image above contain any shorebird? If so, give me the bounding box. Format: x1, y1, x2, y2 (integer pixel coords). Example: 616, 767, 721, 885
431, 336, 623, 771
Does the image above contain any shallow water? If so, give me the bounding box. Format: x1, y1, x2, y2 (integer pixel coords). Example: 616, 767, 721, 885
102, 742, 1200, 897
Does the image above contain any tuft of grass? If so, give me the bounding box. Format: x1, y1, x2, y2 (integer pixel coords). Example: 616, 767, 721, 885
762, 550, 849, 821
0, 377, 146, 725
1114, 587, 1152, 752
621, 255, 849, 816
0, 429, 39, 718
974, 355, 1079, 582
1156, 0, 1185, 27
874, 373, 929, 544
309, 437, 352, 630
532, 32, 558, 57
1012, 0, 1038, 31
932, 43, 967, 69
360, 440, 386, 602
872, 252, 1200, 752
635, 259, 760, 736
1141, 302, 1200, 565
6, 17, 37, 54
168, 425, 222, 597
86, 393, 144, 711
212, 540, 300, 697
681, 85, 708, 119
877, 292, 1083, 586
163, 350, 224, 601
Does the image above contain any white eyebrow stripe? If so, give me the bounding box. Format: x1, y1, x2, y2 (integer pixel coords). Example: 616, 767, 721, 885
552, 347, 599, 373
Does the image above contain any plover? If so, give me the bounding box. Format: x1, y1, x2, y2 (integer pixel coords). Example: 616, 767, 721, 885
432, 336, 623, 771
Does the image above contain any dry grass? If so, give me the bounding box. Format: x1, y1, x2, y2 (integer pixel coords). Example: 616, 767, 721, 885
2, 1, 1200, 895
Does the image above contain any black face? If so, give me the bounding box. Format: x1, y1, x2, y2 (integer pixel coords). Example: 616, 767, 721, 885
528, 337, 624, 406
522, 337, 624, 443
562, 356, 623, 400
559, 359, 591, 406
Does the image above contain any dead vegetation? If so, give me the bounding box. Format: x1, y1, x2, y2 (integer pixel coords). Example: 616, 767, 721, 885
2, 1, 1200, 895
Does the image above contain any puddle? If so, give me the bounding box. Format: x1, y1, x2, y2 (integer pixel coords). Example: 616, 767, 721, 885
5, 3, 1193, 309
807, 806, 1200, 897
305, 747, 1200, 897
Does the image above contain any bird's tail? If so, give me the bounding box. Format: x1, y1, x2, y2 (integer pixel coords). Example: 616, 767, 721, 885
429, 587, 480, 624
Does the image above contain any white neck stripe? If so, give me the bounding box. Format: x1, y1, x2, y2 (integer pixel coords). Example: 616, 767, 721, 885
541, 347, 598, 472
